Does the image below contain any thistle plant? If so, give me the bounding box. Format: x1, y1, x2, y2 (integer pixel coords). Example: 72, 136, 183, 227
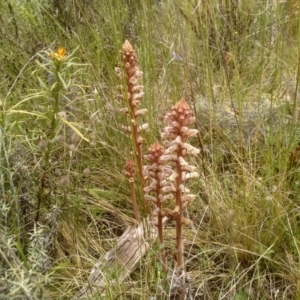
117, 40, 148, 217
160, 98, 199, 297
34, 47, 69, 223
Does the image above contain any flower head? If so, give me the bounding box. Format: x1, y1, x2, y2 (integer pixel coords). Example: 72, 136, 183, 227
121, 40, 138, 72
144, 142, 165, 164
120, 40, 145, 109
164, 98, 197, 141
50, 47, 67, 61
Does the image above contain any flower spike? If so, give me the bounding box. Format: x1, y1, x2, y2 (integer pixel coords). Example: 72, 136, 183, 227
117, 40, 149, 216
161, 98, 199, 296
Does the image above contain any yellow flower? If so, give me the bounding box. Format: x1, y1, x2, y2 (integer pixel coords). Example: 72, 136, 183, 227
50, 47, 67, 61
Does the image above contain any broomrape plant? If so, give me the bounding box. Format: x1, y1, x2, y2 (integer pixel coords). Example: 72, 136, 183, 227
117, 40, 150, 216
118, 40, 200, 298
159, 99, 199, 298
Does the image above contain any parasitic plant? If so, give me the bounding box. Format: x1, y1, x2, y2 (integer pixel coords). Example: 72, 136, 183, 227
143, 142, 174, 273
160, 98, 199, 297
116, 40, 149, 218
117, 41, 200, 297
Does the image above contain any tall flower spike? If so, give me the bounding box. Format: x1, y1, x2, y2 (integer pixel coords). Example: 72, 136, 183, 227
161, 98, 199, 298
144, 142, 171, 273
118, 41, 148, 214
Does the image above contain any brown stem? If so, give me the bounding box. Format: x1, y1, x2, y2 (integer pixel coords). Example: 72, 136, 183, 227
133, 123, 145, 187
128, 97, 149, 216
126, 76, 145, 188
156, 188, 167, 273
175, 146, 185, 299
130, 180, 140, 223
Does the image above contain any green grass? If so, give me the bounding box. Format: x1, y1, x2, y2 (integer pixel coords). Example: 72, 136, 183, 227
1, 0, 300, 299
